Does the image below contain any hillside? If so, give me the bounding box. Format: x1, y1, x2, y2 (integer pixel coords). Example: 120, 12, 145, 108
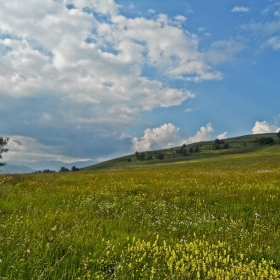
84, 133, 280, 170
1, 136, 280, 279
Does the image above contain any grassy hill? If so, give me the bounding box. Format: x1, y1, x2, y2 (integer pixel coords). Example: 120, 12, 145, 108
1, 132, 280, 279
84, 132, 280, 170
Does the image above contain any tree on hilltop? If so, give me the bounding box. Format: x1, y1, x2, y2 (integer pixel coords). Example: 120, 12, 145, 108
277, 131, 280, 142
0, 136, 9, 166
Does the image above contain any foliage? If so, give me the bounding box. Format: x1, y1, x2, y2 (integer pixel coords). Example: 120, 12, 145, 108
85, 133, 279, 171
215, 138, 224, 144
72, 166, 80, 172
34, 169, 56, 173
81, 237, 280, 279
1, 149, 280, 278
223, 143, 229, 149
176, 144, 188, 155
155, 152, 164, 159
259, 137, 274, 145
59, 166, 69, 172
146, 154, 153, 160
0, 136, 9, 166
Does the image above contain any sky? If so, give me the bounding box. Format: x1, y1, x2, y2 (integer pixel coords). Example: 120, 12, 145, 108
0, 0, 280, 169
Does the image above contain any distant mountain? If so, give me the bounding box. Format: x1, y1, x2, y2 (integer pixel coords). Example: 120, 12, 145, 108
0, 163, 35, 174
7, 160, 98, 172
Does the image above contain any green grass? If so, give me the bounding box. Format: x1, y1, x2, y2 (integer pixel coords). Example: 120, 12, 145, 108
1, 137, 280, 279
84, 133, 279, 171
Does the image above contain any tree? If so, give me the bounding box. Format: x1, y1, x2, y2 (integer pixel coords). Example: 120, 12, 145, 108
59, 167, 69, 172
147, 154, 153, 160
277, 131, 280, 142
223, 143, 229, 149
139, 152, 146, 161
194, 145, 200, 153
215, 138, 224, 145
259, 137, 274, 145
72, 166, 80, 171
0, 137, 9, 166
156, 152, 164, 160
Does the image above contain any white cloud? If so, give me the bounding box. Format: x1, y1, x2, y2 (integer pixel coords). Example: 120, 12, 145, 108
216, 132, 227, 139
244, 4, 280, 52
231, 6, 250, 13
182, 123, 214, 144
133, 123, 215, 152
252, 121, 280, 134
175, 15, 187, 22
0, 0, 219, 114
5, 136, 89, 163
205, 40, 244, 65
0, 0, 227, 162
132, 123, 180, 152
265, 36, 280, 50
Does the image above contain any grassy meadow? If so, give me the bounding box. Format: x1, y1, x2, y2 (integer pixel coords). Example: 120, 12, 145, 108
1, 142, 280, 279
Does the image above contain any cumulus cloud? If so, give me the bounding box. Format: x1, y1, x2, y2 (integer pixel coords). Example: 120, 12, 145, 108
216, 132, 227, 139
133, 123, 215, 152
182, 123, 214, 144
132, 123, 180, 152
231, 6, 250, 13
252, 121, 280, 134
0, 0, 227, 162
0, 0, 218, 111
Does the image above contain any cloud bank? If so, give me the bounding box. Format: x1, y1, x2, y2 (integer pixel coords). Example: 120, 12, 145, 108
132, 123, 215, 152
252, 121, 280, 134
0, 0, 227, 161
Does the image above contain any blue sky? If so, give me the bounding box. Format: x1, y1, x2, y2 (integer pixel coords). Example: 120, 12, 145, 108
0, 0, 280, 169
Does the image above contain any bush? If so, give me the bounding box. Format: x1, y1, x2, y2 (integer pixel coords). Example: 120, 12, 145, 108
156, 152, 164, 160
215, 139, 224, 144
259, 137, 274, 145
223, 143, 229, 149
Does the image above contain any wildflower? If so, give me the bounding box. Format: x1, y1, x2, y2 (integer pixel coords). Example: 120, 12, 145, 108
254, 213, 261, 219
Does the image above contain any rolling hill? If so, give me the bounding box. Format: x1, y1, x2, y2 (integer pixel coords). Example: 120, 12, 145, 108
84, 133, 280, 171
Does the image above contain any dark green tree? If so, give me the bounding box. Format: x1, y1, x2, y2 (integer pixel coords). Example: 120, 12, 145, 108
147, 154, 153, 160
156, 152, 164, 160
59, 167, 69, 172
223, 143, 229, 149
194, 145, 200, 153
0, 137, 9, 166
259, 137, 274, 145
139, 152, 146, 161
72, 166, 80, 171
277, 131, 280, 142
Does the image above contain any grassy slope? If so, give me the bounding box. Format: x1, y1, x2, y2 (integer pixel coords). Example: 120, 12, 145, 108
1, 134, 280, 278
84, 133, 280, 170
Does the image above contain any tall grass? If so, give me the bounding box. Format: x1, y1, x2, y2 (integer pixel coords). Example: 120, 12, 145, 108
1, 152, 280, 279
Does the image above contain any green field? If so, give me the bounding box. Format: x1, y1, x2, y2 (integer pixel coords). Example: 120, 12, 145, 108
1, 136, 280, 279
84, 133, 279, 171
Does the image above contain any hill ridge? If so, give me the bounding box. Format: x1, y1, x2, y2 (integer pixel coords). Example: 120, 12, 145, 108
84, 133, 279, 171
